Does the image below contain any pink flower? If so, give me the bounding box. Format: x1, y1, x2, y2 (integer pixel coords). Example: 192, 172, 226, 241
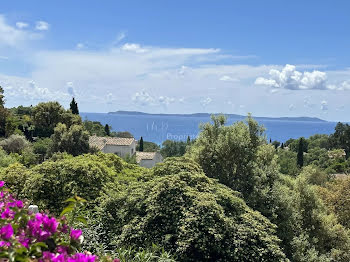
1, 207, 14, 219
70, 229, 82, 241
0, 241, 10, 247
0, 181, 5, 187
0, 224, 13, 240
67, 253, 96, 262
113, 259, 121, 262
57, 245, 69, 254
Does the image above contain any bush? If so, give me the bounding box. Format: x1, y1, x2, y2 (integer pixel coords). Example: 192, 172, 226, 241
0, 134, 30, 154
24, 153, 122, 214
0, 163, 32, 198
152, 157, 203, 177
98, 171, 287, 262
0, 181, 119, 262
0, 148, 17, 168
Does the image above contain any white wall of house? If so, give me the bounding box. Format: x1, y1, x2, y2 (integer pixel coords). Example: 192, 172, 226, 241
102, 140, 136, 158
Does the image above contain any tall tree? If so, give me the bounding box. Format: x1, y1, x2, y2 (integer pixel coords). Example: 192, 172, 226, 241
187, 135, 191, 144
104, 124, 110, 136
297, 138, 304, 167
0, 87, 7, 137
139, 136, 144, 152
70, 98, 79, 115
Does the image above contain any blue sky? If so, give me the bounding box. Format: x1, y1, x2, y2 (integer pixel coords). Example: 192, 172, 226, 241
1, 0, 350, 121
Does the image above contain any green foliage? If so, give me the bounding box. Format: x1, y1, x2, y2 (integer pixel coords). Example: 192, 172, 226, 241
114, 131, 134, 138
0, 148, 17, 168
49, 123, 89, 156
270, 174, 350, 261
136, 140, 159, 152
152, 157, 203, 177
83, 120, 107, 136
297, 138, 304, 167
112, 245, 175, 262
98, 171, 287, 261
24, 153, 122, 214
0, 163, 32, 198
105, 124, 111, 136
32, 102, 66, 137
330, 122, 350, 158
272, 140, 280, 149
70, 97, 79, 115
187, 115, 275, 211
0, 134, 30, 154
33, 137, 52, 162
160, 140, 187, 158
277, 149, 300, 176
139, 137, 144, 152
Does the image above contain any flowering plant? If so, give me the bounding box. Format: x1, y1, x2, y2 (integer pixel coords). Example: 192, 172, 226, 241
0, 181, 119, 262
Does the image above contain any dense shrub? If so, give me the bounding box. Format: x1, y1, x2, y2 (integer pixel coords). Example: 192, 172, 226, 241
24, 153, 122, 214
0, 134, 30, 154
0, 163, 32, 198
98, 171, 287, 262
152, 157, 203, 177
0, 148, 17, 168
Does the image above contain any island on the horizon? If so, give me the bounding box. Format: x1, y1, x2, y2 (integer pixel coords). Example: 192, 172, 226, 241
108, 110, 328, 122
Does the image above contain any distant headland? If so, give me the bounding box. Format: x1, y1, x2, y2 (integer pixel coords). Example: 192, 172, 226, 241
108, 110, 327, 122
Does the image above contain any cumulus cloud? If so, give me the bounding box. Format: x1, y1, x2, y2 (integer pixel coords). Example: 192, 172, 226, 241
132, 90, 155, 106
158, 96, 175, 106
121, 43, 148, 53
16, 22, 28, 29
200, 97, 212, 107
35, 21, 49, 31
321, 100, 328, 111
0, 15, 41, 48
255, 64, 331, 90
219, 75, 238, 82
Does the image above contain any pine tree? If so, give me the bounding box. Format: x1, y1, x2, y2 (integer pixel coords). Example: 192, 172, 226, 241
104, 124, 110, 136
139, 137, 144, 152
297, 138, 304, 168
70, 98, 79, 115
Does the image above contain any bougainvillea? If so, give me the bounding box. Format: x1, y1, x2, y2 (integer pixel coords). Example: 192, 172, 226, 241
0, 181, 119, 262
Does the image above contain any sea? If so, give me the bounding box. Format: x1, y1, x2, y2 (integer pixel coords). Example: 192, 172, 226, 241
80, 112, 338, 145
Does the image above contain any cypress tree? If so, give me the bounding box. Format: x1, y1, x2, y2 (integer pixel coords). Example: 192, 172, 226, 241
297, 138, 304, 168
187, 135, 191, 144
139, 136, 144, 152
269, 138, 272, 143
70, 98, 79, 115
104, 124, 110, 136
281, 142, 284, 149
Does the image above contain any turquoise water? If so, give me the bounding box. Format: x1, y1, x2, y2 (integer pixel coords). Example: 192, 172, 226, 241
80, 112, 338, 144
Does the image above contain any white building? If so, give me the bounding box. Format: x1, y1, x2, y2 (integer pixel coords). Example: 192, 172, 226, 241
89, 135, 136, 158
136, 151, 163, 168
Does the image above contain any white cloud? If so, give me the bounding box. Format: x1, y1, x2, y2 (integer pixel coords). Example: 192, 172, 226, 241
255, 64, 331, 90
288, 104, 295, 111
121, 43, 148, 53
158, 96, 175, 106
76, 43, 84, 50
35, 21, 49, 31
219, 75, 238, 82
0, 15, 41, 48
132, 89, 155, 106
16, 22, 28, 29
321, 100, 328, 111
200, 97, 212, 107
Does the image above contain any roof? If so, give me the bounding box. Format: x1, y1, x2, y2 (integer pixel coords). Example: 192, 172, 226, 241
89, 135, 135, 150
136, 151, 157, 163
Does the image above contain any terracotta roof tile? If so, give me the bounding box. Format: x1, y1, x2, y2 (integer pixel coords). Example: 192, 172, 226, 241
136, 151, 157, 163
89, 135, 135, 150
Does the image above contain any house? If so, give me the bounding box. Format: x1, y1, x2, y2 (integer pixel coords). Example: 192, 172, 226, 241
89, 135, 136, 158
136, 151, 163, 168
